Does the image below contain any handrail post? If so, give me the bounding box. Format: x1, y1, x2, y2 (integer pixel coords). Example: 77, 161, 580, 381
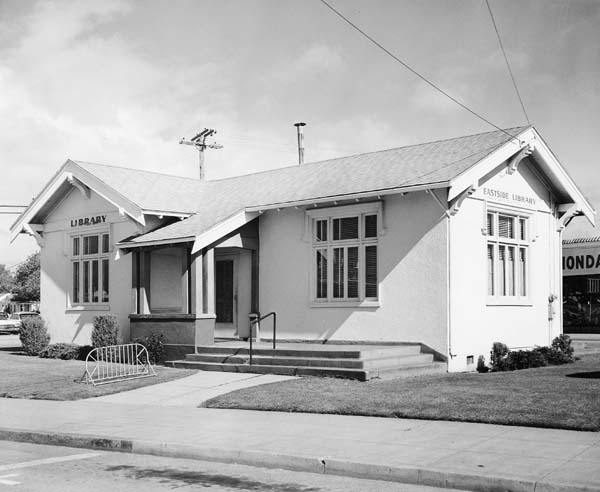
249, 327, 253, 365
272, 312, 276, 350
248, 311, 276, 363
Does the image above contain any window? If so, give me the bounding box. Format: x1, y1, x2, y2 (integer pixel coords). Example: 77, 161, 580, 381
71, 232, 110, 305
310, 205, 379, 303
486, 210, 529, 300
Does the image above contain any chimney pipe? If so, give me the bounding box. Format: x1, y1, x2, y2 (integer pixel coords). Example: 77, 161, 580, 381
294, 122, 306, 165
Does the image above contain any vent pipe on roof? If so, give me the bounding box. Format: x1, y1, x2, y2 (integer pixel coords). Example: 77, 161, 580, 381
294, 122, 306, 165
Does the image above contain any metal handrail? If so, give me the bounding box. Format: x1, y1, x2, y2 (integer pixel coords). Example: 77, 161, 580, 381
249, 312, 276, 365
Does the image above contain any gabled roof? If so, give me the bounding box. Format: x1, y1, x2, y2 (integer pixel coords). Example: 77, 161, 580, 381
11, 126, 595, 251
121, 126, 533, 247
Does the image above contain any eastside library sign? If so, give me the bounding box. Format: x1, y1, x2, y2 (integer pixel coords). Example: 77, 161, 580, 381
482, 187, 537, 208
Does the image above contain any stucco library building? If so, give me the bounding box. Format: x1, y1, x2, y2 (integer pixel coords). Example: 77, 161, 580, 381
11, 126, 594, 373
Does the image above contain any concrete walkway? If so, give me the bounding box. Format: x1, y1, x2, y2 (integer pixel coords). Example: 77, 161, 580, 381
90, 371, 297, 406
0, 395, 598, 492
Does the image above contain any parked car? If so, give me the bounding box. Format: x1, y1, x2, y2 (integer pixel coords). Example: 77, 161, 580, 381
0, 312, 40, 334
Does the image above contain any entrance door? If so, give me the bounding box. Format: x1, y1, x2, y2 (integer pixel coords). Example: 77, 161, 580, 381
215, 258, 236, 337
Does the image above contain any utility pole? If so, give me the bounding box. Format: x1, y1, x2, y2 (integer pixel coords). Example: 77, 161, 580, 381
179, 128, 223, 180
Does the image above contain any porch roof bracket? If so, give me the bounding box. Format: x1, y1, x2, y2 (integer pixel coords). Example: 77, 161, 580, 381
66, 173, 90, 199
557, 202, 581, 232
24, 223, 44, 247
507, 143, 535, 175
449, 184, 477, 216
426, 189, 450, 217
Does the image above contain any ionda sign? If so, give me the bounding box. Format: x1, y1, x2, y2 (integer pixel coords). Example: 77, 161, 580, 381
562, 244, 600, 277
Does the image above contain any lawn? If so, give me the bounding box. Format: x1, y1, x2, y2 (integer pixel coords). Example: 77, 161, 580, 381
0, 344, 195, 400
204, 353, 600, 431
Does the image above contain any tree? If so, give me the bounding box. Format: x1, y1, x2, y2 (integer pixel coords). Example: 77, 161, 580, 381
12, 252, 40, 302
0, 264, 13, 293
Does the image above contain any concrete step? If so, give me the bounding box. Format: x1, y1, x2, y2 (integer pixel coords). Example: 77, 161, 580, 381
168, 360, 372, 380
368, 362, 448, 380
572, 340, 600, 355
183, 352, 434, 369
192, 344, 422, 359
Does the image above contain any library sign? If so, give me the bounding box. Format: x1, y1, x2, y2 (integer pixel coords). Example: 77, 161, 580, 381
482, 187, 537, 209
70, 215, 107, 228
563, 246, 600, 277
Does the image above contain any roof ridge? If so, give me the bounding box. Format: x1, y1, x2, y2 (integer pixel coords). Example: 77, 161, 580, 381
206, 126, 530, 185
73, 160, 203, 183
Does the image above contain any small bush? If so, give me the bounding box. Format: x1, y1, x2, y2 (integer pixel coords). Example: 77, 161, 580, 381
78, 345, 94, 360
489, 335, 576, 372
39, 343, 80, 360
490, 342, 509, 371
19, 316, 50, 356
551, 334, 574, 363
91, 315, 119, 348
476, 355, 489, 373
134, 333, 165, 364
505, 349, 547, 370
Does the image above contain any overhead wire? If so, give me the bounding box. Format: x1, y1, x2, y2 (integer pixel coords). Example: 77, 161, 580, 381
318, 0, 522, 142
485, 0, 531, 126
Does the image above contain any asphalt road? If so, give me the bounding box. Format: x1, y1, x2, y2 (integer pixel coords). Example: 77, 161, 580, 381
0, 440, 462, 492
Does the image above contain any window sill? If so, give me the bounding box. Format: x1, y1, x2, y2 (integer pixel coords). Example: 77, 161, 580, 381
486, 298, 532, 307
311, 300, 380, 309
66, 305, 110, 312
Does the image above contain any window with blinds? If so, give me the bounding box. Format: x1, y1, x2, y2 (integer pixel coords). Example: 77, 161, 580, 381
71, 232, 110, 305
486, 210, 529, 300
311, 210, 378, 303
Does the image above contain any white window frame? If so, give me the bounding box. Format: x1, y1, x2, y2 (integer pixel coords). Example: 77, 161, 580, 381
485, 206, 532, 306
307, 202, 381, 308
69, 230, 111, 308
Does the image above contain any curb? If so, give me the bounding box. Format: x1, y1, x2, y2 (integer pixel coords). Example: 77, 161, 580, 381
0, 428, 597, 492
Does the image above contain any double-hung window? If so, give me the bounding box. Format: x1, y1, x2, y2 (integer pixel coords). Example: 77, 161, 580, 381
71, 232, 110, 305
310, 203, 379, 304
486, 210, 529, 302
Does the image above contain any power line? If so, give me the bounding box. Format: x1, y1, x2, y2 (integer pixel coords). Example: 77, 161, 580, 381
318, 0, 521, 142
485, 0, 531, 126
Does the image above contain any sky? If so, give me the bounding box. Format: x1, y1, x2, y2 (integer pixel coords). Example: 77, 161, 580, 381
0, 0, 599, 267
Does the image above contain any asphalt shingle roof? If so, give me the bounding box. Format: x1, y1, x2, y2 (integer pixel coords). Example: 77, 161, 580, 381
76, 126, 529, 245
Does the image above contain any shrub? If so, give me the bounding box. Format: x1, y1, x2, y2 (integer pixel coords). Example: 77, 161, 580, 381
488, 335, 576, 372
91, 315, 119, 348
490, 342, 509, 371
505, 349, 547, 370
39, 343, 80, 360
78, 345, 94, 360
19, 316, 50, 356
134, 332, 165, 364
476, 355, 489, 373
551, 334, 574, 363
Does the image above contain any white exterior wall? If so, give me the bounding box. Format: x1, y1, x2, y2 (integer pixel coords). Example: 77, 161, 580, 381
448, 161, 562, 372
40, 189, 142, 344
259, 192, 449, 356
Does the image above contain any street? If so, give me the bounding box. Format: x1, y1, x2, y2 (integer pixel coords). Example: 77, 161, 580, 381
0, 441, 461, 492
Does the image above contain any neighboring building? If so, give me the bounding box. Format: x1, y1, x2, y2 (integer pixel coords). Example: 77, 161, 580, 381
10, 126, 594, 371
562, 236, 600, 334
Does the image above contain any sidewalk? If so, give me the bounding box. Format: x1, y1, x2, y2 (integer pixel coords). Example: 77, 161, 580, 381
0, 395, 598, 492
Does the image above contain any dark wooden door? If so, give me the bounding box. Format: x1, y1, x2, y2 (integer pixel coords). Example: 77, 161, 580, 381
216, 259, 234, 323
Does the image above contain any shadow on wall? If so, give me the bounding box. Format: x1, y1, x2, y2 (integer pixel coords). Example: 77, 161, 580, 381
284, 191, 449, 344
